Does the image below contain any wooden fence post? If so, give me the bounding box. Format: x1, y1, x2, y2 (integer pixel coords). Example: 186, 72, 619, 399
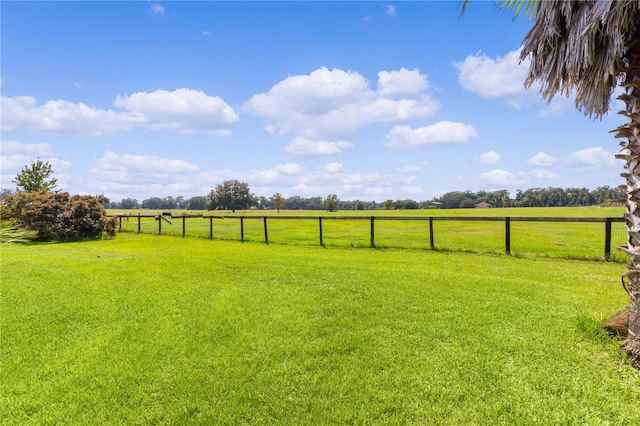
605, 218, 612, 261
370, 216, 375, 247
429, 217, 434, 249
263, 217, 269, 244
505, 217, 511, 255
319, 217, 323, 246
137, 213, 141, 234
240, 217, 245, 242
182, 216, 186, 238
158, 215, 162, 235
209, 217, 213, 240
118, 216, 122, 232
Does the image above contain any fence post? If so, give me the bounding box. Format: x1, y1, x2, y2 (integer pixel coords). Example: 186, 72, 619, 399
605, 218, 612, 261
209, 217, 213, 240
182, 216, 186, 238
240, 217, 245, 242
263, 217, 269, 244
138, 213, 141, 234
505, 217, 511, 255
158, 215, 162, 235
118, 216, 122, 232
370, 216, 375, 247
429, 217, 434, 249
319, 217, 323, 246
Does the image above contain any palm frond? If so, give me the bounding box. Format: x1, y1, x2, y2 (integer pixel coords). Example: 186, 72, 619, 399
520, 0, 639, 117
498, 0, 538, 19
0, 221, 37, 244
460, 0, 538, 19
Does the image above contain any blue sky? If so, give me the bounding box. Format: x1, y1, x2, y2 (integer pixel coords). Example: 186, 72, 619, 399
0, 1, 626, 202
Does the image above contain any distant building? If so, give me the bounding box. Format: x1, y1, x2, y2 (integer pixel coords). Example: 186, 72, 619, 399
475, 201, 492, 208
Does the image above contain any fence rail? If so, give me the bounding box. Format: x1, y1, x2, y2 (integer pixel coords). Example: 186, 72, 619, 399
112, 213, 627, 261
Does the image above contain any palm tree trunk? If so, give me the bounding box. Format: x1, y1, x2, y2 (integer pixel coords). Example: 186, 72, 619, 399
621, 269, 640, 364
615, 32, 640, 365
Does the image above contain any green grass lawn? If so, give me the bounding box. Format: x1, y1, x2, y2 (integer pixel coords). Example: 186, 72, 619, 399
2, 234, 639, 424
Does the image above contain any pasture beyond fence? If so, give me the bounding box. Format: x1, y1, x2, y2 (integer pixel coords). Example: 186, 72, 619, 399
112, 213, 628, 262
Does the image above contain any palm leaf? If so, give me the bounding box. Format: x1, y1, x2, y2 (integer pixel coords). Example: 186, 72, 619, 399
0, 221, 37, 244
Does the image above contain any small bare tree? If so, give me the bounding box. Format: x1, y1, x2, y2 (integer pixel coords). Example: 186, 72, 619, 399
271, 192, 285, 213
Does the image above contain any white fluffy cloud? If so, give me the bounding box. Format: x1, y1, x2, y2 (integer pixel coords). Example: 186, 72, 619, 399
284, 137, 353, 156
385, 121, 477, 148
527, 147, 617, 172
527, 151, 557, 166
478, 150, 500, 165
322, 162, 343, 173
377, 68, 428, 97
460, 49, 620, 116
567, 146, 617, 169
1, 140, 53, 156
245, 67, 369, 117
115, 88, 238, 133
454, 48, 544, 108
274, 163, 304, 175
517, 146, 620, 186
1, 89, 238, 136
455, 48, 583, 116
244, 66, 439, 139
478, 169, 526, 187
1, 153, 33, 173
91, 151, 199, 184
1, 95, 145, 136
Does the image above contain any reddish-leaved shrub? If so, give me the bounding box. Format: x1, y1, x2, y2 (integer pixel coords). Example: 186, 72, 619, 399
0, 189, 117, 241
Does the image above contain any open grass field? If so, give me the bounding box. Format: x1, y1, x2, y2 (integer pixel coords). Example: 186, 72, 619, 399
109, 205, 626, 218
110, 206, 629, 262
2, 233, 639, 424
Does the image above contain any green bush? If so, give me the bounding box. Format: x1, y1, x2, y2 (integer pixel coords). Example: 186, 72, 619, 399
0, 189, 117, 241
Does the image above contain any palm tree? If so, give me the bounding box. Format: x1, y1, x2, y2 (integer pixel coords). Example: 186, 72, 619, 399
462, 0, 640, 364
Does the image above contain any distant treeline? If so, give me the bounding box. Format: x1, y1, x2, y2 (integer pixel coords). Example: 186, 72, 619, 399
106, 186, 624, 210
433, 186, 624, 209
